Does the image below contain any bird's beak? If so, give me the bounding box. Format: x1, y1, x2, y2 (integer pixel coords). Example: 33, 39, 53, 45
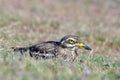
77, 43, 92, 50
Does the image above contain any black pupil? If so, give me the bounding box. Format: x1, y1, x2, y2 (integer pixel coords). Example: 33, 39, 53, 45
69, 40, 75, 44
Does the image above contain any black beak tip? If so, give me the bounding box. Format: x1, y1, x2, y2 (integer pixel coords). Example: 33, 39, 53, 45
85, 46, 92, 50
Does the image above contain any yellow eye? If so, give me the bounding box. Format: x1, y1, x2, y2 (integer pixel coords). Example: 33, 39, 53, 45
68, 39, 75, 44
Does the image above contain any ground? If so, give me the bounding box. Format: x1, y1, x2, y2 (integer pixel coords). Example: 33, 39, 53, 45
0, 0, 120, 80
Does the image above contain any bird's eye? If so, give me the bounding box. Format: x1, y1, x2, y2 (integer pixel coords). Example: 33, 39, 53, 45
68, 39, 75, 44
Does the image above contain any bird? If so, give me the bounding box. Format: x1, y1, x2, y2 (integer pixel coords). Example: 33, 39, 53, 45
12, 35, 92, 61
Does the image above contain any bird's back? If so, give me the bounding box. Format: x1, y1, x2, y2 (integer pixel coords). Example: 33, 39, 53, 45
29, 41, 59, 54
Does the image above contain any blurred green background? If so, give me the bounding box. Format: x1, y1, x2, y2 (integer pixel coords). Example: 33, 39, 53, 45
0, 0, 120, 80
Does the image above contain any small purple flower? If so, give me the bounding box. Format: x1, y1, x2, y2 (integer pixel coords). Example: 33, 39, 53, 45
17, 70, 23, 76
84, 69, 91, 76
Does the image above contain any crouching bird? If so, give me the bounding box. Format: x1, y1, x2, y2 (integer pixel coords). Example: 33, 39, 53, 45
12, 35, 92, 61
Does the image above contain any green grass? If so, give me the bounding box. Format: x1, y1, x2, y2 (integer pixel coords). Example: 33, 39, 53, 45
112, 38, 120, 47
0, 50, 120, 80
0, 12, 21, 27
0, 20, 120, 80
0, 0, 120, 80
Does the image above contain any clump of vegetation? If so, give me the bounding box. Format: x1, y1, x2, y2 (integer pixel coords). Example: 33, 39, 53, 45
112, 38, 120, 47
0, 50, 120, 80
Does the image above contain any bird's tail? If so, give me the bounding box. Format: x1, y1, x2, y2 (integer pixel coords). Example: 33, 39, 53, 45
11, 47, 29, 55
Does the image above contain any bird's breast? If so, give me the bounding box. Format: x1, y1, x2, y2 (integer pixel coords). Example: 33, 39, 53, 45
57, 47, 74, 57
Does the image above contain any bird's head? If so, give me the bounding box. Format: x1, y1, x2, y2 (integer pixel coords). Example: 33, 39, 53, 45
60, 35, 92, 50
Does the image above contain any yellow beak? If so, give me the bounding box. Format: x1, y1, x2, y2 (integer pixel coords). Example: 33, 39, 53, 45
77, 43, 92, 50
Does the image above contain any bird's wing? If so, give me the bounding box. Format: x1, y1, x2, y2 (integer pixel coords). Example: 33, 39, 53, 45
29, 41, 59, 57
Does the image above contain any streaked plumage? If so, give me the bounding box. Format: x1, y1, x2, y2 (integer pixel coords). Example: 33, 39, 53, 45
12, 35, 92, 61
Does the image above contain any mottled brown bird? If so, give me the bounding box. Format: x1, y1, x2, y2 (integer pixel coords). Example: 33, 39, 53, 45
13, 35, 92, 61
